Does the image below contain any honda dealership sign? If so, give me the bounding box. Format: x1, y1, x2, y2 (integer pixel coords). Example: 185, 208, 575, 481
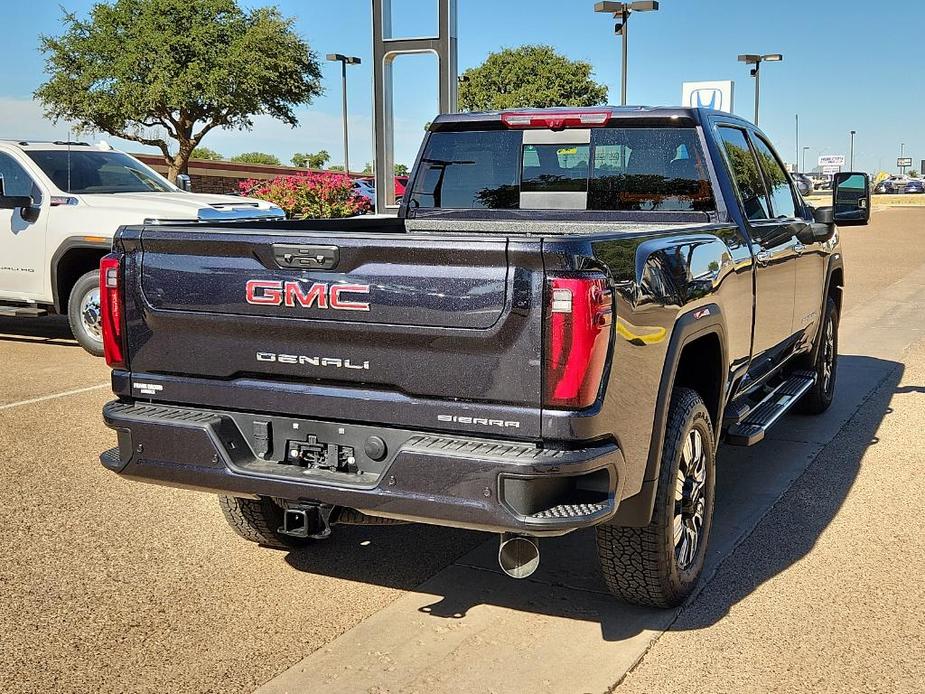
818, 155, 846, 167
682, 81, 735, 113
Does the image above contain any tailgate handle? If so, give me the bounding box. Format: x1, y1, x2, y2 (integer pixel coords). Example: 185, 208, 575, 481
273, 244, 340, 271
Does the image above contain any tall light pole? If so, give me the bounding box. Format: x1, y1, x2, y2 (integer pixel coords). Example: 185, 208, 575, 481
326, 53, 362, 174
802, 146, 810, 174
900, 142, 906, 175
737, 53, 783, 125
849, 130, 856, 170
594, 2, 660, 106
795, 114, 800, 172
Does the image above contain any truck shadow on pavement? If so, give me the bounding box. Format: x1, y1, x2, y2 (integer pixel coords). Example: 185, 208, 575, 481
282, 355, 901, 642
0, 316, 79, 346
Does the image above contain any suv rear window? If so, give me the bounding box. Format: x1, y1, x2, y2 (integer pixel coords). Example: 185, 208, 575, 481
408, 127, 715, 212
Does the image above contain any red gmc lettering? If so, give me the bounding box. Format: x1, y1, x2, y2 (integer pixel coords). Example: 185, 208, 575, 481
285, 282, 327, 308
245, 280, 283, 305
329, 284, 370, 311
246, 280, 370, 312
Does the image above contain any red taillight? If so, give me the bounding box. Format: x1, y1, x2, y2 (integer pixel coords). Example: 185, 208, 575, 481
99, 254, 125, 369
544, 276, 613, 408
501, 110, 611, 130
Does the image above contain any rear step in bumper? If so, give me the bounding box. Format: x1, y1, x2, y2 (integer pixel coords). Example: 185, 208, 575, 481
101, 401, 625, 536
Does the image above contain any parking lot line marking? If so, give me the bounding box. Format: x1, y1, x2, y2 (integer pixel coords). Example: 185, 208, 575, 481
0, 383, 110, 411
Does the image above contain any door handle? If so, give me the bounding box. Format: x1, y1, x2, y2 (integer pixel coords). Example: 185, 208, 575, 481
793, 242, 805, 255
755, 250, 771, 266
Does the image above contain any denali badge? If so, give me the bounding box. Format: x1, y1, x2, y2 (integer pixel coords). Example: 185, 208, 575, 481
438, 414, 521, 429
257, 352, 370, 370
246, 280, 370, 311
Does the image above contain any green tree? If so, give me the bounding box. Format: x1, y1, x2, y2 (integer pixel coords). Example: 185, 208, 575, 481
362, 162, 374, 174
458, 45, 607, 111
291, 150, 330, 169
230, 152, 281, 165
394, 163, 409, 176
36, 0, 323, 182
191, 146, 223, 160
328, 164, 345, 172
908, 169, 920, 178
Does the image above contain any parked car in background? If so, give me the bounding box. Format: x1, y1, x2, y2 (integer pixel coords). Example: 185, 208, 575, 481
353, 176, 409, 207
875, 175, 923, 194
791, 172, 814, 196
353, 178, 376, 206
0, 140, 284, 355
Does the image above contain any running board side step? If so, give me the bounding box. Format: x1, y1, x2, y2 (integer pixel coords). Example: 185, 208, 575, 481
725, 370, 816, 446
0, 305, 47, 318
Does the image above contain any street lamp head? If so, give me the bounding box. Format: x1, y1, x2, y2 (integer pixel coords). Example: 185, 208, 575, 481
594, 1, 625, 12
326, 54, 361, 65
629, 1, 659, 10
762, 53, 783, 62
738, 54, 761, 64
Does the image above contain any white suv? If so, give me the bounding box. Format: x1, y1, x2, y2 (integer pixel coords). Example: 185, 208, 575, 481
0, 140, 283, 354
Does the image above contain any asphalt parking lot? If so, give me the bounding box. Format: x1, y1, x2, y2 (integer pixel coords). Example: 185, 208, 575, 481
2, 207, 925, 694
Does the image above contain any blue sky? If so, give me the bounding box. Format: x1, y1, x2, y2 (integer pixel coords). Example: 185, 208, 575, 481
0, 1, 919, 174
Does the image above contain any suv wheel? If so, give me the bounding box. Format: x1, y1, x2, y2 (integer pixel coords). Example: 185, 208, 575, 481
798, 296, 839, 414
67, 270, 104, 357
596, 387, 716, 608
218, 495, 310, 550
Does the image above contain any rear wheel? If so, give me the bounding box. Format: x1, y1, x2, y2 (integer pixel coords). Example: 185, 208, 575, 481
596, 387, 716, 608
67, 270, 104, 357
798, 296, 839, 414
218, 495, 310, 550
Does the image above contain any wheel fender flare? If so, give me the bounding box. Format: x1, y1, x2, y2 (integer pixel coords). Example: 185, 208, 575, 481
810, 253, 845, 364
611, 303, 728, 527
50, 238, 112, 312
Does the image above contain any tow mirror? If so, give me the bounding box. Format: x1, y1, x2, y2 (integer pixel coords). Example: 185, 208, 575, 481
0, 173, 40, 221
176, 173, 193, 192
833, 172, 871, 225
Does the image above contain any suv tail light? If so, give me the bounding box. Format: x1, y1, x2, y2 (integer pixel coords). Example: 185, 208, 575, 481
99, 254, 126, 369
544, 276, 613, 408
501, 110, 611, 130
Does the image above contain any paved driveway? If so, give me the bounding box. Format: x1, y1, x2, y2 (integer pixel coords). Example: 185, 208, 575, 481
2, 208, 924, 693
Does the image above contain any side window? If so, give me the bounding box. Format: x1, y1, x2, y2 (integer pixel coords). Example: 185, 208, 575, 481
717, 127, 770, 221
0, 153, 37, 199
750, 135, 798, 219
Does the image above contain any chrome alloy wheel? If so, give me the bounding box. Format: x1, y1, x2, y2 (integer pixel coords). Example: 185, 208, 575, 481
80, 287, 102, 341
674, 428, 706, 570
821, 317, 835, 394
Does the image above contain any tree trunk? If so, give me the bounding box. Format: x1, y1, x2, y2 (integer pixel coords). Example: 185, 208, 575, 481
166, 159, 181, 184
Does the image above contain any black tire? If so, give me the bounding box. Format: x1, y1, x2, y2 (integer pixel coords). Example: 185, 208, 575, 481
67, 270, 104, 357
797, 297, 839, 415
596, 387, 716, 608
218, 495, 309, 550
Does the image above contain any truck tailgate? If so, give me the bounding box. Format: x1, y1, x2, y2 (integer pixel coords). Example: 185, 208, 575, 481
122, 226, 545, 437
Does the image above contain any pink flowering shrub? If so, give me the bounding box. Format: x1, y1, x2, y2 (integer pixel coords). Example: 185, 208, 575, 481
240, 172, 372, 218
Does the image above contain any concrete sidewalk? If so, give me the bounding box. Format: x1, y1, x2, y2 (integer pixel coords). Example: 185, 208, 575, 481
257, 227, 925, 692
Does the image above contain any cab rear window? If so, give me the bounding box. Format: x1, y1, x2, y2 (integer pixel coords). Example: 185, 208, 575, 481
408, 127, 715, 212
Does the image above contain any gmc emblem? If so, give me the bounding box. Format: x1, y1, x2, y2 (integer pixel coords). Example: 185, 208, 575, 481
245, 280, 370, 311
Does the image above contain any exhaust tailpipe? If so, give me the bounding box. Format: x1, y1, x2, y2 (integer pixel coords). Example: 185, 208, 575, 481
498, 533, 540, 579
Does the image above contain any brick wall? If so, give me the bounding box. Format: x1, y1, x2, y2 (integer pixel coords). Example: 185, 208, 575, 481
133, 154, 363, 195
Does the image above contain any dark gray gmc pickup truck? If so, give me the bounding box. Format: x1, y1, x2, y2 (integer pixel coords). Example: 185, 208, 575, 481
99, 107, 870, 607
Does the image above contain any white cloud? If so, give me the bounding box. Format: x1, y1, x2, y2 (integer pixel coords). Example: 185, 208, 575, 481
0, 97, 426, 169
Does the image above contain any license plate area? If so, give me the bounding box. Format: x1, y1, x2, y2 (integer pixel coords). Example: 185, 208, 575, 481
223, 413, 414, 487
